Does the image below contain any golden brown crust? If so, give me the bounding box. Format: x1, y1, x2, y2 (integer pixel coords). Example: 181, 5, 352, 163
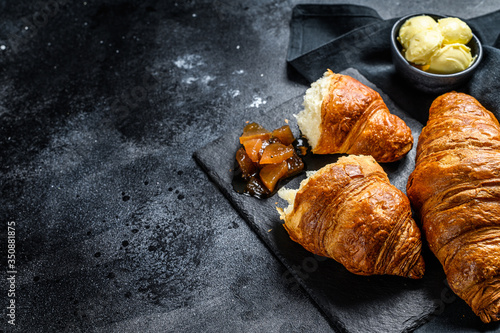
282, 155, 425, 279
407, 92, 500, 323
313, 72, 413, 163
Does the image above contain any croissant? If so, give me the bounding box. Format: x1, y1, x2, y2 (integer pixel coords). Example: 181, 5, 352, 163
297, 70, 413, 162
407, 92, 500, 323
277, 155, 425, 279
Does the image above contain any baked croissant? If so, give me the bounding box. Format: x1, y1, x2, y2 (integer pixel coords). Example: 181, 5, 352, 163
277, 155, 425, 279
407, 92, 500, 323
297, 70, 413, 162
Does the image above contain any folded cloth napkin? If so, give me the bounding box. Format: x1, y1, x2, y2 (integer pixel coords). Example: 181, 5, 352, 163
287, 4, 500, 124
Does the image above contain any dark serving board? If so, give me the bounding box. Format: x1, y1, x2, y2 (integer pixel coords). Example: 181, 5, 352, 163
193, 68, 495, 332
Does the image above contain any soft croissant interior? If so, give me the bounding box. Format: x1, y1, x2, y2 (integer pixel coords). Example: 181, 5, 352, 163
277, 171, 316, 218
296, 71, 331, 151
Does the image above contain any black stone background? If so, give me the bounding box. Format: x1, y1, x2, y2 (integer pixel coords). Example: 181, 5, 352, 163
1, 1, 500, 332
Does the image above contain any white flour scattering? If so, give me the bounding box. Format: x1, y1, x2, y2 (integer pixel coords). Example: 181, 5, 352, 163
173, 54, 205, 70
249, 96, 266, 108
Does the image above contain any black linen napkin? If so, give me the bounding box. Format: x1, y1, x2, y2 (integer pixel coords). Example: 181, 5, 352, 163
287, 4, 500, 125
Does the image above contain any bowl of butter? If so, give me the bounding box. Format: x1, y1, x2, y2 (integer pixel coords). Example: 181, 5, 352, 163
390, 13, 482, 94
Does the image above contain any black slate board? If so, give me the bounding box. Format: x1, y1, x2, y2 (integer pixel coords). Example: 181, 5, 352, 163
193, 68, 475, 332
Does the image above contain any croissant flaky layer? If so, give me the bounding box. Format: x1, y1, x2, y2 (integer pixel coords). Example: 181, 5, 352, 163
297, 70, 413, 162
407, 92, 500, 323
278, 155, 425, 279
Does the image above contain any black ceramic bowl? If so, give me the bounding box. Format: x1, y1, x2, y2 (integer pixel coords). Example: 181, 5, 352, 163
390, 13, 483, 94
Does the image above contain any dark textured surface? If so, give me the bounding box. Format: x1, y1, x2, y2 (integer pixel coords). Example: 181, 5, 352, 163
1, 1, 500, 332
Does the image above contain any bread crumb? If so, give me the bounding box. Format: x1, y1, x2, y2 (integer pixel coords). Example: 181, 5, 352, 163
296, 70, 332, 150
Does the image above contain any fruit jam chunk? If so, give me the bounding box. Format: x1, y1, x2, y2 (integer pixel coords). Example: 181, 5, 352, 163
234, 122, 304, 198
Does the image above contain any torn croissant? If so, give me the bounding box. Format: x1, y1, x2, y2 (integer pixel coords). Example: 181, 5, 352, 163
297, 70, 413, 162
277, 155, 425, 279
407, 92, 500, 323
